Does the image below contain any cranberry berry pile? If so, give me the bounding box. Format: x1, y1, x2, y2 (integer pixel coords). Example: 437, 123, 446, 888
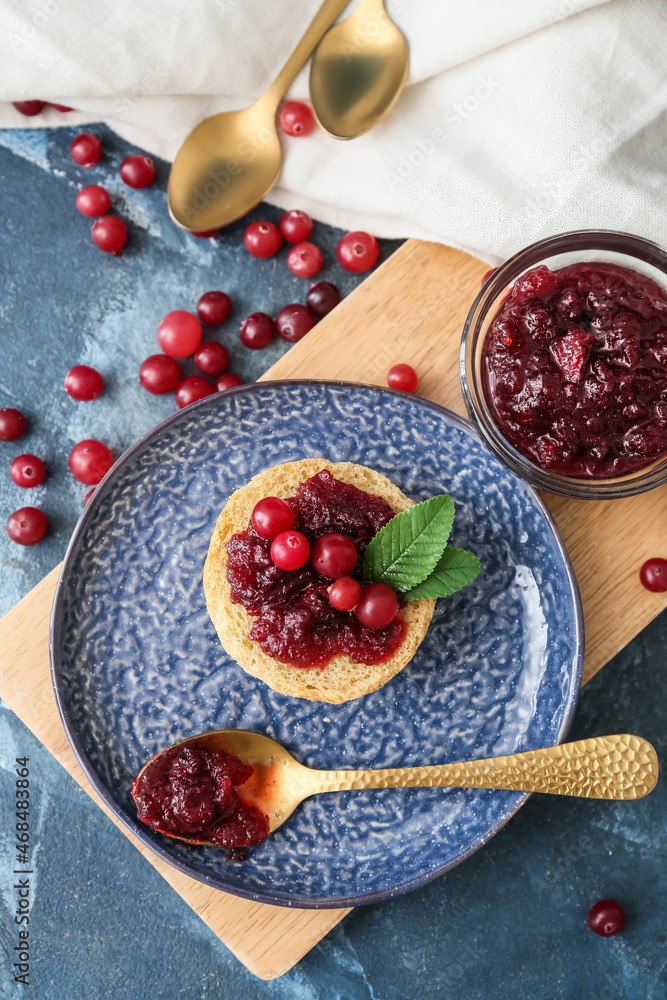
227, 470, 480, 669
2, 115, 399, 551
227, 470, 406, 667
482, 262, 667, 478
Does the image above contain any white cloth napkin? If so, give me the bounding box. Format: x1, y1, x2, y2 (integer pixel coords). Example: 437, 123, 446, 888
0, 0, 665, 262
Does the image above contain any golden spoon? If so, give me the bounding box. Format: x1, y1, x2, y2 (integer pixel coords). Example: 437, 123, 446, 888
137, 730, 658, 843
309, 0, 409, 139
168, 0, 350, 233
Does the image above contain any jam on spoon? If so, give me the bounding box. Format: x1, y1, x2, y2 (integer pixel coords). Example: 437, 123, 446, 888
482, 262, 667, 477
132, 741, 269, 850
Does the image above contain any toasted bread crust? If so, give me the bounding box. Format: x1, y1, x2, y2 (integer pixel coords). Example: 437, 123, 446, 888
203, 459, 435, 703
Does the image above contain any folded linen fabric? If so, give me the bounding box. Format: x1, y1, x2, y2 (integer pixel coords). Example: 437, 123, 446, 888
0, 0, 665, 262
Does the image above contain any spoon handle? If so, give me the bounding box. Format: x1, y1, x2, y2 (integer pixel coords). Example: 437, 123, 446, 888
266, 0, 351, 109
314, 735, 658, 800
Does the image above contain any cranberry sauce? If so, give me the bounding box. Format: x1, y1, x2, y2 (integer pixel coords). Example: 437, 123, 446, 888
226, 470, 407, 668
482, 263, 667, 477
132, 743, 269, 849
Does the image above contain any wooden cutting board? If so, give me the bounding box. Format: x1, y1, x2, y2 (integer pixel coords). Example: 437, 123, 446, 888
1, 239, 665, 980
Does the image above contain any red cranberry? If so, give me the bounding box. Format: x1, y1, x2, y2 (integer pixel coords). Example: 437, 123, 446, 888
119, 154, 156, 189
252, 497, 295, 540
52, 104, 74, 112
306, 281, 340, 318
243, 221, 281, 258
69, 440, 114, 485
91, 216, 127, 255
139, 355, 182, 394
276, 304, 315, 343
64, 365, 104, 401
387, 363, 418, 393
639, 557, 667, 593
157, 311, 202, 357
279, 101, 315, 137
215, 373, 244, 391
83, 488, 95, 506
328, 577, 362, 611
311, 533, 358, 578
337, 231, 379, 273
7, 507, 47, 545
512, 265, 557, 301
194, 342, 229, 377
279, 210, 313, 243
191, 228, 221, 239
239, 313, 275, 350
13, 100, 46, 117
197, 291, 232, 326
355, 582, 398, 629
550, 328, 594, 383
174, 376, 214, 409
270, 530, 310, 570
588, 900, 625, 937
287, 241, 323, 279
0, 408, 26, 441
10, 454, 46, 488
70, 132, 103, 168
76, 185, 111, 218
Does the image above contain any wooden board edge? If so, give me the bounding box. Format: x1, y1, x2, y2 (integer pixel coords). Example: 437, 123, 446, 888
239, 908, 353, 981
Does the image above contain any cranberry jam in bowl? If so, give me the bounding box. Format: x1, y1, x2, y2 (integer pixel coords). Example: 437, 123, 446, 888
460, 231, 667, 498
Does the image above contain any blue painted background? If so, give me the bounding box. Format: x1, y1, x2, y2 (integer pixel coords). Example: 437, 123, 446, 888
0, 124, 665, 999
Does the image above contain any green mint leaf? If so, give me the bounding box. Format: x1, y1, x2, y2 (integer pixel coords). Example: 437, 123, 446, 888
363, 495, 455, 592
402, 546, 481, 601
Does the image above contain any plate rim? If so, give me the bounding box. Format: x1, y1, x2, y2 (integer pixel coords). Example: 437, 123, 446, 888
50, 378, 584, 908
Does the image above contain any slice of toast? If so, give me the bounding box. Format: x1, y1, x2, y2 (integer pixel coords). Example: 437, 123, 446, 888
203, 459, 435, 704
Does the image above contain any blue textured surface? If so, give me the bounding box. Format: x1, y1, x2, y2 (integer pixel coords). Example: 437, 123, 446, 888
0, 124, 665, 996
52, 382, 582, 906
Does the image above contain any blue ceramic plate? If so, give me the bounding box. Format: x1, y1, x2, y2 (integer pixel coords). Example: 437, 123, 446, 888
51, 381, 583, 908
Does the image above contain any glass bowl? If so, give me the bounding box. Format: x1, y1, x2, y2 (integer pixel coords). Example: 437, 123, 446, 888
459, 230, 667, 499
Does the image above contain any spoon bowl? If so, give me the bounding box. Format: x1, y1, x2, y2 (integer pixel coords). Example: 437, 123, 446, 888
136, 729, 659, 848
135, 729, 317, 842
310, 0, 409, 139
168, 104, 282, 232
